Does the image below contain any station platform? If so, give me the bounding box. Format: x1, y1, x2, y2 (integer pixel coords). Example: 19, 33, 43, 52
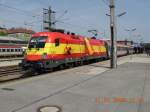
0, 59, 21, 67
0, 54, 150, 112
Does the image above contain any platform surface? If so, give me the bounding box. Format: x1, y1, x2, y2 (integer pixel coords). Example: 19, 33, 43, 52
0, 54, 150, 112
0, 60, 21, 67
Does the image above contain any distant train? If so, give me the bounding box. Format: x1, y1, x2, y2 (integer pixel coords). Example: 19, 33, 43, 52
0, 45, 24, 57
0, 36, 27, 57
106, 40, 134, 57
20, 31, 134, 74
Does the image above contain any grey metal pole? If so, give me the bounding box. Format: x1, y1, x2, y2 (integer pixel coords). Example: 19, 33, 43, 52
109, 0, 117, 68
48, 7, 52, 31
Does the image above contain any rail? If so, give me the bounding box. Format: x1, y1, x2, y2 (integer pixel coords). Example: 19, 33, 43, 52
0, 65, 22, 82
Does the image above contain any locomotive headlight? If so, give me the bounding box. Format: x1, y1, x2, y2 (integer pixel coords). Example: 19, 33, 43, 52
42, 53, 48, 59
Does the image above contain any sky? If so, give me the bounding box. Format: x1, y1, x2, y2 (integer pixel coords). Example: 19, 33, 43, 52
0, 0, 150, 43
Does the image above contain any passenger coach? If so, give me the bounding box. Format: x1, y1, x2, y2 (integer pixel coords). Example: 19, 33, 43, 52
0, 36, 27, 57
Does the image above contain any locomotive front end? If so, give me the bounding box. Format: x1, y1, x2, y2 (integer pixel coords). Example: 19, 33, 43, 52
20, 32, 50, 72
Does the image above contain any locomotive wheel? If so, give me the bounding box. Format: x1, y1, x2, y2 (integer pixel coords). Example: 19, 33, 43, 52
59, 64, 65, 70
45, 68, 53, 73
68, 63, 74, 68
21, 68, 35, 78
79, 61, 83, 66
83, 60, 89, 65
74, 62, 79, 67
37, 69, 46, 75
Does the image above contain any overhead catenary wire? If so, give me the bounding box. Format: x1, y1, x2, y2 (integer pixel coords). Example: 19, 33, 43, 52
101, 0, 109, 7
57, 21, 95, 31
0, 3, 41, 17
0, 2, 43, 29
55, 10, 68, 22
0, 1, 108, 36
0, 18, 24, 24
57, 21, 107, 38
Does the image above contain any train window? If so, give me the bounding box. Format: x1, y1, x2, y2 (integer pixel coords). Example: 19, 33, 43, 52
0, 40, 9, 43
11, 49, 14, 52
55, 38, 60, 47
0, 49, 1, 52
7, 49, 10, 52
2, 49, 6, 52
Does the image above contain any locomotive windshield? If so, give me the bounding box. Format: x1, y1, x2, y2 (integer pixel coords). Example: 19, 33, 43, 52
28, 36, 47, 48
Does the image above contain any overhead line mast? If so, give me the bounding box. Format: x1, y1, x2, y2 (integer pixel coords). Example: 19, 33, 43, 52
109, 0, 117, 68
43, 7, 56, 31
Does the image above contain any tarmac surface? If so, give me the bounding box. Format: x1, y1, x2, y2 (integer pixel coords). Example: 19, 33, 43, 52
0, 54, 150, 112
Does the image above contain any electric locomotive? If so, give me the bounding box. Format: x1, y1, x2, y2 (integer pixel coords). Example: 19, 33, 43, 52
20, 31, 107, 73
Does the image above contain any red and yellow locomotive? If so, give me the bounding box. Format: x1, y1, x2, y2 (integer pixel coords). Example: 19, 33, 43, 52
20, 31, 108, 73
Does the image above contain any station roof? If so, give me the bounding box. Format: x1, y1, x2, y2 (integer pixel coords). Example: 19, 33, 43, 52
7, 28, 35, 34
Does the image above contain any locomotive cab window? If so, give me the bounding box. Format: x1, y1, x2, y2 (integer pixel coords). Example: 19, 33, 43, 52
29, 36, 47, 48
55, 38, 60, 47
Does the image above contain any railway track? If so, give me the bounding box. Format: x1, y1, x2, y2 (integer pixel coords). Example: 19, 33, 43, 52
0, 65, 23, 82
